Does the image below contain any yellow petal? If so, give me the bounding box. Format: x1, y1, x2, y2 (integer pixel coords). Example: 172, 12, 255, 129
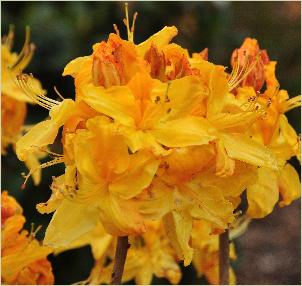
109, 151, 159, 199
278, 163, 301, 207
151, 116, 216, 148
85, 116, 130, 175
49, 99, 76, 125
210, 110, 264, 133
187, 183, 235, 228
44, 199, 99, 248
137, 26, 178, 57
54, 223, 112, 260
198, 161, 257, 199
62, 56, 91, 77
214, 139, 235, 177
247, 167, 279, 218
16, 120, 60, 161
189, 60, 228, 118
151, 75, 206, 122
81, 83, 136, 127
163, 210, 193, 266
138, 178, 174, 220
135, 262, 154, 285
220, 133, 278, 170
71, 116, 130, 184
16, 99, 75, 161
120, 126, 169, 155
162, 145, 215, 185
98, 192, 146, 236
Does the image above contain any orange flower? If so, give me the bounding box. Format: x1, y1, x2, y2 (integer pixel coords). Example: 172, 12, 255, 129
1, 191, 54, 285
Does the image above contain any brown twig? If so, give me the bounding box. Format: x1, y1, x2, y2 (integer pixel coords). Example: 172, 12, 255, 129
219, 229, 230, 285
111, 236, 129, 285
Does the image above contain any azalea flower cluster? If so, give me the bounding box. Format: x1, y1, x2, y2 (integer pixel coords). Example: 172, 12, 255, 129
7, 12, 300, 285
1, 191, 54, 284
1, 27, 45, 185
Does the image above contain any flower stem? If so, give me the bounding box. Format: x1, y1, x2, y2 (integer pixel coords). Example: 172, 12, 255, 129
219, 229, 230, 285
111, 236, 129, 285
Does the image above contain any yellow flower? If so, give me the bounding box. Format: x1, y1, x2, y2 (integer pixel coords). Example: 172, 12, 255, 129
1, 191, 54, 285
30, 115, 159, 248
1, 26, 46, 185
81, 72, 214, 156
14, 9, 300, 281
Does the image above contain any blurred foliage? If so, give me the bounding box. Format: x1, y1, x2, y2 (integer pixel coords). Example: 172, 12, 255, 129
1, 1, 300, 284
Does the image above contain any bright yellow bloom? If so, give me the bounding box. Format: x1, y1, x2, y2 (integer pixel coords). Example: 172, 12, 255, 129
14, 10, 300, 283
1, 191, 54, 284
1, 27, 45, 185
230, 39, 301, 218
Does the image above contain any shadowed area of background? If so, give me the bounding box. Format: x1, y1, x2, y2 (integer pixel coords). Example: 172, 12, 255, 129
2, 1, 301, 285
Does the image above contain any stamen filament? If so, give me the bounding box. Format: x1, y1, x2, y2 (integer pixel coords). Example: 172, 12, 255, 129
21, 157, 65, 190
228, 52, 261, 91
16, 73, 60, 110
54, 86, 65, 100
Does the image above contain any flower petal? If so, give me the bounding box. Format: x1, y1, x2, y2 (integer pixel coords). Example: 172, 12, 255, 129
138, 179, 174, 220
98, 192, 146, 236
81, 83, 136, 127
187, 183, 235, 228
16, 99, 75, 161
220, 133, 278, 170
62, 56, 92, 77
109, 151, 159, 200
151, 116, 216, 148
247, 167, 279, 218
44, 199, 99, 248
278, 163, 301, 207
163, 210, 193, 266
137, 26, 178, 57
16, 120, 60, 161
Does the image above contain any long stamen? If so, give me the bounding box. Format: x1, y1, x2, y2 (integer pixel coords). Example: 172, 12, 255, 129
113, 24, 121, 37
228, 52, 261, 91
29, 223, 43, 240
54, 86, 65, 100
16, 72, 60, 110
9, 26, 35, 71
21, 157, 64, 190
3, 24, 15, 50
229, 56, 247, 87
17, 75, 52, 109
123, 3, 138, 43
124, 3, 131, 41
131, 12, 138, 42
30, 145, 63, 158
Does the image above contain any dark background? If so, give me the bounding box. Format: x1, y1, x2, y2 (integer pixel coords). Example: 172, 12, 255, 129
2, 1, 301, 284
